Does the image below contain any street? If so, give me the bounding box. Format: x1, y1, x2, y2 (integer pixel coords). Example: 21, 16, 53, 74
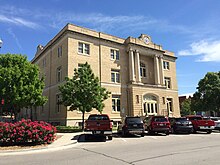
1, 132, 220, 165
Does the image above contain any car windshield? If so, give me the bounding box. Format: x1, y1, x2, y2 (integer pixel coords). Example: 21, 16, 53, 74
126, 117, 142, 123
153, 117, 167, 122
88, 115, 109, 120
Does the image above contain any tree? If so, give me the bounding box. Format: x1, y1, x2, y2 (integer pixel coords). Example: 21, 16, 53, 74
59, 62, 110, 130
191, 72, 220, 114
180, 98, 193, 116
0, 54, 47, 119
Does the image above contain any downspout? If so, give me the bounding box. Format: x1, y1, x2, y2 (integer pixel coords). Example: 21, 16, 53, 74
48, 46, 52, 122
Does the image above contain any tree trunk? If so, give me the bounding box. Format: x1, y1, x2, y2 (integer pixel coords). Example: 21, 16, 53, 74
82, 111, 85, 131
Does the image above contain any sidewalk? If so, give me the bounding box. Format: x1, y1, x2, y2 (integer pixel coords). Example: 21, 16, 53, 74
0, 132, 83, 156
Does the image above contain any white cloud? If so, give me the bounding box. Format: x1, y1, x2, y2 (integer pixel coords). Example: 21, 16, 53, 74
178, 40, 220, 62
0, 14, 40, 29
7, 28, 22, 51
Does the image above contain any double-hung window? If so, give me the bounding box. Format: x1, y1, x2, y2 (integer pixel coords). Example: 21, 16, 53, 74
112, 95, 120, 112
140, 62, 147, 77
111, 70, 120, 83
58, 46, 62, 58
163, 61, 170, 70
164, 77, 171, 89
110, 49, 119, 60
57, 66, 62, 82
78, 42, 90, 55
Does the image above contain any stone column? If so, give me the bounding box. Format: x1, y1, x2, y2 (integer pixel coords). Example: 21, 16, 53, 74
134, 50, 141, 83
159, 55, 164, 85
154, 55, 160, 85
129, 48, 135, 82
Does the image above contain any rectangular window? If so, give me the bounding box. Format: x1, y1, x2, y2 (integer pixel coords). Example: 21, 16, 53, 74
164, 77, 171, 89
167, 98, 173, 112
56, 94, 61, 113
78, 42, 90, 55
111, 70, 120, 83
110, 49, 120, 60
43, 58, 46, 67
112, 95, 120, 112
163, 61, 170, 70
58, 46, 62, 57
57, 66, 62, 82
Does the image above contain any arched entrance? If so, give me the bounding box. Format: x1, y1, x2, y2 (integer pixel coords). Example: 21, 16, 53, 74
143, 94, 158, 116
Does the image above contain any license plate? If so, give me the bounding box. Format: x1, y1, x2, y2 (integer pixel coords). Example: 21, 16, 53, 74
133, 124, 137, 127
159, 124, 164, 126
95, 131, 101, 134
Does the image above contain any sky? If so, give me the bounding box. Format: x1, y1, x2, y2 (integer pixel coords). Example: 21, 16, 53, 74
0, 0, 220, 95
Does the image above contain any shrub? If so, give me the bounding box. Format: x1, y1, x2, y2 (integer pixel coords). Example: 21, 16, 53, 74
56, 126, 81, 133
0, 119, 56, 146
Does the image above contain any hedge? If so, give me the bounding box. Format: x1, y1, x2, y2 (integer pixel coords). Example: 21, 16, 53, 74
56, 126, 82, 133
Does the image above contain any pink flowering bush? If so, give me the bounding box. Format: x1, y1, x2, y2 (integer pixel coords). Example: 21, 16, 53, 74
0, 119, 56, 146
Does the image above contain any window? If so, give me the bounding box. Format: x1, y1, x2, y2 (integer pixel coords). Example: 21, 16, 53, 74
56, 94, 61, 113
57, 66, 62, 82
163, 61, 170, 70
164, 77, 171, 89
43, 58, 46, 67
112, 95, 120, 112
167, 98, 173, 112
140, 62, 146, 77
111, 70, 120, 83
78, 42, 90, 55
110, 49, 119, 60
58, 46, 62, 57
143, 95, 158, 115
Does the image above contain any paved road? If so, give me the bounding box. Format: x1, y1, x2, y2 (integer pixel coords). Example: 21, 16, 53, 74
1, 132, 220, 165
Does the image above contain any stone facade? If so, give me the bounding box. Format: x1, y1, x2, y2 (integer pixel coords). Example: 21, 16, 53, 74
21, 23, 180, 126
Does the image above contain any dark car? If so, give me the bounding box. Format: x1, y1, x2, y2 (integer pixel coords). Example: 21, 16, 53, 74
145, 116, 170, 135
169, 117, 193, 134
117, 116, 145, 137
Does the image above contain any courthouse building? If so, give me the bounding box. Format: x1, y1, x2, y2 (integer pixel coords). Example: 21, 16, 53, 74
28, 23, 180, 126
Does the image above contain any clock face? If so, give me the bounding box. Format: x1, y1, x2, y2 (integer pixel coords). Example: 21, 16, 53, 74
143, 36, 150, 44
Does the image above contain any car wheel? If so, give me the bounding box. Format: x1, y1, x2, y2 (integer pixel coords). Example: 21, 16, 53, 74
165, 131, 169, 136
122, 130, 127, 137
108, 135, 113, 140
207, 130, 212, 134
141, 133, 145, 137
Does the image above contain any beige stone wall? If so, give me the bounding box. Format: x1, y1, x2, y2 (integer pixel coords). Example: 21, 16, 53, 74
24, 23, 180, 126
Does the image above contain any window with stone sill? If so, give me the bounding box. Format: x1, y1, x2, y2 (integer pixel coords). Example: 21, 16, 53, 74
111, 70, 120, 83
163, 61, 170, 70
78, 42, 90, 55
58, 46, 62, 58
112, 95, 120, 112
110, 49, 119, 60
164, 77, 171, 89
57, 66, 62, 83
140, 62, 147, 77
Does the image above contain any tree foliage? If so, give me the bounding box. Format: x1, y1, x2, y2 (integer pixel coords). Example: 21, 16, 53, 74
59, 62, 110, 130
0, 54, 47, 117
191, 72, 220, 113
180, 98, 193, 116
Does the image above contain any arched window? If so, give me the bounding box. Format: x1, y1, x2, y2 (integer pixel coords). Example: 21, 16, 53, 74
143, 95, 158, 115
140, 62, 146, 77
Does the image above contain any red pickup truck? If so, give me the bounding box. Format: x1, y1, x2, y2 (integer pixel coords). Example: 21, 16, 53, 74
185, 115, 215, 134
84, 114, 113, 140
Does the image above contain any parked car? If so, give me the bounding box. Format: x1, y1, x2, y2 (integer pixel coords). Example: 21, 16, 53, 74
84, 114, 113, 140
117, 116, 145, 137
145, 116, 170, 135
185, 115, 215, 134
210, 117, 220, 131
169, 117, 193, 134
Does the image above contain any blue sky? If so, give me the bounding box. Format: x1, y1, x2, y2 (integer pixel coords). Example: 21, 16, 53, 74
0, 0, 220, 95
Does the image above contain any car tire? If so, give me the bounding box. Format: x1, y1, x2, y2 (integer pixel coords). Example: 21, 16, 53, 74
165, 131, 169, 136
108, 135, 113, 140
207, 130, 212, 134
141, 133, 145, 137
